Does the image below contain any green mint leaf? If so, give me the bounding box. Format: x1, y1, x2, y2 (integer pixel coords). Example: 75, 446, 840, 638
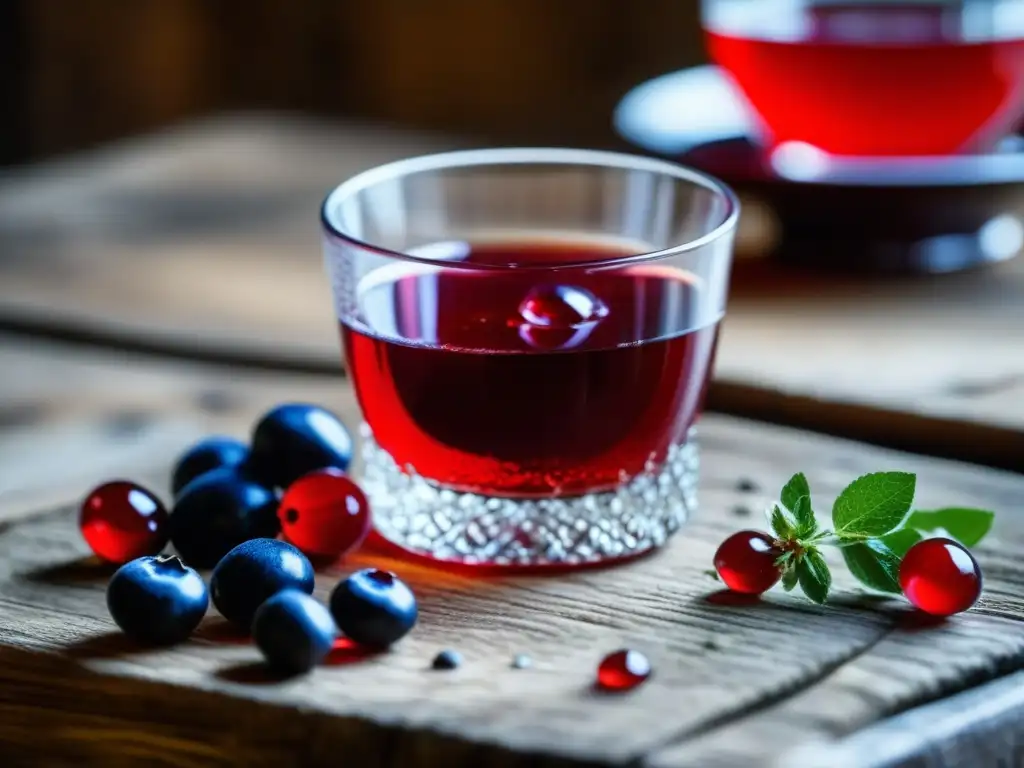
781, 565, 799, 592
791, 495, 817, 539
771, 504, 795, 540
907, 508, 995, 547
841, 539, 903, 594
832, 472, 916, 540
703, 568, 721, 582
880, 527, 923, 558
797, 549, 831, 604
781, 472, 811, 513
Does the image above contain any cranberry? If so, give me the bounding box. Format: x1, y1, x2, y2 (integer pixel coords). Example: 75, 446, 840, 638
713, 530, 783, 595
597, 649, 651, 691
278, 469, 371, 559
80, 481, 169, 564
899, 537, 982, 616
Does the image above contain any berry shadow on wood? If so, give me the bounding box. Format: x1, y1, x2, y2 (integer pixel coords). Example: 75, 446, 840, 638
193, 618, 253, 645
214, 660, 299, 685
23, 556, 118, 585
702, 589, 764, 608
61, 630, 154, 661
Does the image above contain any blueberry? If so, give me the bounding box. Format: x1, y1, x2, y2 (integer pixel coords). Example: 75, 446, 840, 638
106, 555, 208, 645
169, 469, 279, 568
210, 538, 315, 628
431, 649, 462, 670
329, 568, 417, 648
171, 436, 250, 497
252, 589, 337, 674
248, 403, 353, 489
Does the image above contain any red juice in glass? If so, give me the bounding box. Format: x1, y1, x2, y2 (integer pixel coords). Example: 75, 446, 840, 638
341, 240, 719, 498
322, 149, 738, 568
703, 0, 1024, 156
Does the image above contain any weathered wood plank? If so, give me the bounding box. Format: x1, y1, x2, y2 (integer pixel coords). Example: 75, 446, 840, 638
0, 334, 353, 524
783, 669, 1024, 768
1, 336, 1023, 767
1, 115, 1022, 470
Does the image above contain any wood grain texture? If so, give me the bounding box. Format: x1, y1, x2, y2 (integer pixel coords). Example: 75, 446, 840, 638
0, 333, 352, 524
1, 115, 1021, 469
785, 670, 1024, 768
1, 337, 1024, 767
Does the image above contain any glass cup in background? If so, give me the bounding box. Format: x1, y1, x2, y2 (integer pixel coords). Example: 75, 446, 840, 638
703, 0, 1024, 157
322, 149, 738, 568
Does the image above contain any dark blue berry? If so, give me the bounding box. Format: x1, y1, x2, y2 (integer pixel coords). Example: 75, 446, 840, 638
210, 539, 315, 629
329, 568, 417, 648
252, 589, 337, 674
248, 403, 353, 489
171, 436, 250, 497
106, 555, 208, 645
431, 649, 462, 670
169, 469, 279, 568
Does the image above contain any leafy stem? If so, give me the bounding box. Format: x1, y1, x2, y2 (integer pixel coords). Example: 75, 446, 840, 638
757, 471, 995, 605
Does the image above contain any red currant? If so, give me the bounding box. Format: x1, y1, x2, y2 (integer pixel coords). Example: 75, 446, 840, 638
278, 469, 371, 559
596, 649, 651, 691
713, 530, 783, 594
80, 481, 169, 564
899, 537, 982, 616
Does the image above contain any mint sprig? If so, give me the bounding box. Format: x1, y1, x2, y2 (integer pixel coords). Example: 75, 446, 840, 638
797, 549, 831, 604
906, 508, 994, 547
747, 471, 995, 605
831, 472, 916, 540
841, 538, 903, 594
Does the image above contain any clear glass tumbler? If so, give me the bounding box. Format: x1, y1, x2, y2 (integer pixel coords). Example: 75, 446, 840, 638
322, 148, 738, 568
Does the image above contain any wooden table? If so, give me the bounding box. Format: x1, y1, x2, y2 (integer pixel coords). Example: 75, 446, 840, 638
2, 115, 1024, 767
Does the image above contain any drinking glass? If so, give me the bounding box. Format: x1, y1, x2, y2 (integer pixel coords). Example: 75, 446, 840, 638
322, 149, 738, 568
703, 0, 1024, 157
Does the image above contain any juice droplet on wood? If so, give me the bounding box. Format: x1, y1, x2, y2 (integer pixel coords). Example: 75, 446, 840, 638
597, 649, 651, 691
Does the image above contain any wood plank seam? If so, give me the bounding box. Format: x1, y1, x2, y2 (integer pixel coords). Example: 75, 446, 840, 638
0, 314, 343, 376
633, 629, 893, 765
782, 668, 1024, 767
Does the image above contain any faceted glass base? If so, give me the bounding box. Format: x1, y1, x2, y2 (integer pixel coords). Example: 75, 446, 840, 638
359, 425, 699, 568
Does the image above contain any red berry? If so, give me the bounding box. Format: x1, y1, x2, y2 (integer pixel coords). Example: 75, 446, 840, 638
899, 537, 982, 616
596, 649, 651, 691
80, 481, 169, 564
713, 530, 783, 594
278, 469, 371, 559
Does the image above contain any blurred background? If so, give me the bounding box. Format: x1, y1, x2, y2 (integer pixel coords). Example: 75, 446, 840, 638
0, 0, 705, 166
2, 0, 1024, 474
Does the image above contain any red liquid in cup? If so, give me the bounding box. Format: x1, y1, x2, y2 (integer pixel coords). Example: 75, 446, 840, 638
341, 241, 719, 497
705, 2, 1024, 156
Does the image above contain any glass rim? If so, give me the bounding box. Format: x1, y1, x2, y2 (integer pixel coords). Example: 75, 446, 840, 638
321, 147, 740, 272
